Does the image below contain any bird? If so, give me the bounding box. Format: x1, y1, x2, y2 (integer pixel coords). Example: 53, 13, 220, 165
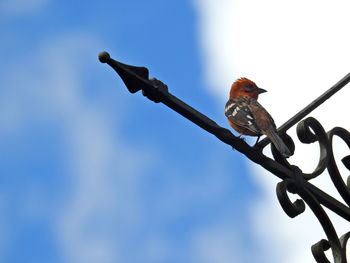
225, 78, 291, 157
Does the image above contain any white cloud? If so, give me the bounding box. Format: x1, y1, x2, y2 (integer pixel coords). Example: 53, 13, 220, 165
190, 221, 244, 263
194, 0, 350, 262
40, 37, 158, 263
0, 0, 49, 17
0, 33, 159, 263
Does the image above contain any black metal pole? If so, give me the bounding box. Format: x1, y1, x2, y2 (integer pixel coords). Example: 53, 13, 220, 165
99, 51, 350, 263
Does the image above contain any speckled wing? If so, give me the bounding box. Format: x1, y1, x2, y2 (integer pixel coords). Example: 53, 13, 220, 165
225, 98, 261, 134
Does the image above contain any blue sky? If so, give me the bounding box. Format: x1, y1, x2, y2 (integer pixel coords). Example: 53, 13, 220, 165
3, 0, 350, 262
0, 1, 266, 263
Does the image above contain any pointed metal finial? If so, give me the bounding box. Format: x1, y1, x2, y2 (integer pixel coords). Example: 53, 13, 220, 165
98, 51, 150, 94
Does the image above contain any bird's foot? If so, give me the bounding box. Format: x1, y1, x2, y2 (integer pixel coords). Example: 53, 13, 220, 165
253, 137, 264, 152
253, 135, 261, 147
238, 135, 246, 141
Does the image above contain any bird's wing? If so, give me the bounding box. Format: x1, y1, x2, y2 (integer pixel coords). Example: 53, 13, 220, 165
249, 101, 277, 131
225, 100, 261, 134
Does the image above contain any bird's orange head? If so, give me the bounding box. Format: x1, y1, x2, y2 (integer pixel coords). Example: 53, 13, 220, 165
229, 78, 267, 100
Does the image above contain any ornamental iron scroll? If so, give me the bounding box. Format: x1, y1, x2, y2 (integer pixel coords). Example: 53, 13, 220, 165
98, 51, 350, 263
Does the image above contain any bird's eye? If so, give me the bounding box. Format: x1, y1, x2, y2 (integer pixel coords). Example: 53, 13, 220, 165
244, 84, 255, 92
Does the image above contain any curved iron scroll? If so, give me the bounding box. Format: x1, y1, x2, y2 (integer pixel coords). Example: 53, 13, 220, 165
98, 51, 350, 263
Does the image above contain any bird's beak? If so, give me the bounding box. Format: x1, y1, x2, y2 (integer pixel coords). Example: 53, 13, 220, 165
257, 88, 267, 94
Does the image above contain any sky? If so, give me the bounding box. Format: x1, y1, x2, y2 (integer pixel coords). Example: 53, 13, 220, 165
1, 0, 350, 263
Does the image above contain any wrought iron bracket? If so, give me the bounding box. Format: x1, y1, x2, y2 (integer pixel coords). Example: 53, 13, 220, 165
99, 51, 350, 263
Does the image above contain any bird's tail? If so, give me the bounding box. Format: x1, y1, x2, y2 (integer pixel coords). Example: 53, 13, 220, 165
265, 130, 291, 157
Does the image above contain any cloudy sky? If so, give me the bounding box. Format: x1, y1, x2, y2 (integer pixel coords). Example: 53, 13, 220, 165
1, 0, 350, 262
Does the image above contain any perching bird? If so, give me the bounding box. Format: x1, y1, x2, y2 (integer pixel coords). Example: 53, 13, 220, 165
225, 78, 291, 157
